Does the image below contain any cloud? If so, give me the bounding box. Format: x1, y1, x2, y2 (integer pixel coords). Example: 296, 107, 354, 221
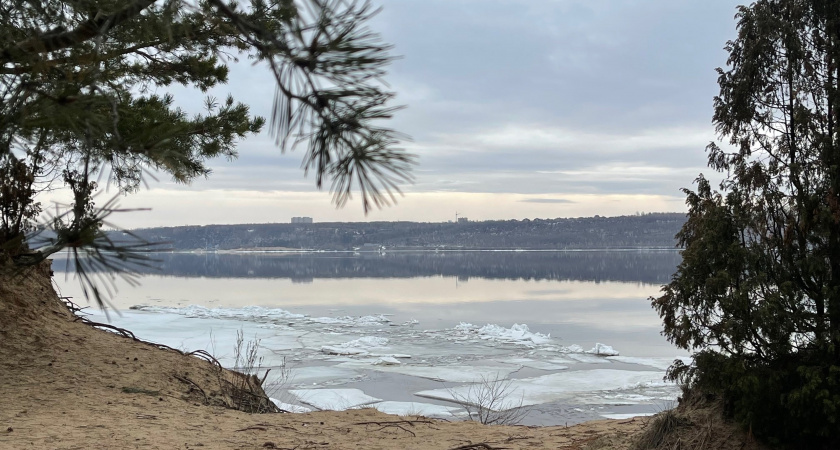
63, 0, 743, 226
520, 198, 576, 204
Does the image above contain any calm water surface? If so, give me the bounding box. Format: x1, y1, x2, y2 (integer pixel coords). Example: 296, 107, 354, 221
53, 250, 683, 357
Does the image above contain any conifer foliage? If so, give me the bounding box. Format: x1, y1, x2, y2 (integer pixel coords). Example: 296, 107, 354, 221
653, 1, 840, 447
0, 0, 412, 303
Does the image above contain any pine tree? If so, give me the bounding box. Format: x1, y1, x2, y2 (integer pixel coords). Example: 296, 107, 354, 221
653, 1, 840, 446
0, 0, 413, 304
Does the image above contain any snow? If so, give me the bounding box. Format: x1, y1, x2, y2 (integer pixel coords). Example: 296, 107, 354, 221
288, 388, 381, 411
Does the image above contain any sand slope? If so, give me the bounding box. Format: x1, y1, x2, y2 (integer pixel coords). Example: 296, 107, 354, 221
0, 263, 646, 450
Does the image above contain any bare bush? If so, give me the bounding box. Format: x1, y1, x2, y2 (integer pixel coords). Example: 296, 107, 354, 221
447, 373, 529, 425
217, 330, 288, 413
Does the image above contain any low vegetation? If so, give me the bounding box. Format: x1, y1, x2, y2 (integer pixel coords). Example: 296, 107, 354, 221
447, 373, 529, 426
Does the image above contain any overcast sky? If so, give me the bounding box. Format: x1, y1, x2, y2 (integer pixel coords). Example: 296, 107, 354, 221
95, 1, 743, 228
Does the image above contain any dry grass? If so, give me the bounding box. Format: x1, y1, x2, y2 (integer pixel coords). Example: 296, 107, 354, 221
633, 408, 691, 450
629, 390, 769, 450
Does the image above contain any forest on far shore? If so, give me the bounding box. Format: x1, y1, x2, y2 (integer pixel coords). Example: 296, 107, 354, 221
123, 213, 686, 251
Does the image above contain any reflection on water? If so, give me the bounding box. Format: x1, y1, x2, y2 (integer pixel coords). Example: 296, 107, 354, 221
52, 250, 683, 356
53, 250, 681, 284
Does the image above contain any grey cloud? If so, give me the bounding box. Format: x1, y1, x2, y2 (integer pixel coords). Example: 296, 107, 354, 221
155, 0, 738, 203
520, 198, 576, 204
375, 0, 740, 135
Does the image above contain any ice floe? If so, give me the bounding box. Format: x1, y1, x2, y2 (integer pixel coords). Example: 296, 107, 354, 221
309, 315, 391, 326
269, 399, 312, 413
373, 356, 402, 365
320, 336, 389, 355
415, 369, 667, 411
370, 401, 463, 417
588, 343, 620, 356
499, 357, 569, 371
453, 323, 551, 347
336, 362, 519, 383
600, 412, 655, 420
288, 388, 381, 410
130, 304, 306, 321
607, 356, 692, 371
109, 305, 686, 424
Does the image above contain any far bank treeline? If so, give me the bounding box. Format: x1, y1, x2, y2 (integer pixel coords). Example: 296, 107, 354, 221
123, 213, 685, 251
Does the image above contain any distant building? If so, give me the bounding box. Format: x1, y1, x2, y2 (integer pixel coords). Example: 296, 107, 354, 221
291, 216, 313, 224
457, 217, 469, 224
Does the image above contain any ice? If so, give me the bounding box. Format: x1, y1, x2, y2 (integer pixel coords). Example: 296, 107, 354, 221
607, 356, 692, 371
370, 401, 463, 417
415, 369, 666, 410
284, 366, 362, 387
86, 309, 301, 368
321, 347, 368, 356
373, 356, 402, 365
588, 343, 619, 356
562, 344, 586, 353
600, 412, 655, 420
320, 336, 389, 356
500, 358, 568, 371
288, 388, 381, 411
130, 304, 306, 321
269, 398, 312, 413
336, 362, 519, 383
563, 353, 613, 364
106, 305, 682, 423
454, 322, 551, 347
309, 315, 391, 326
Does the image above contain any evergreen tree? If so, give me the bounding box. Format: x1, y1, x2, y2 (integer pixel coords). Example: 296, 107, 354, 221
653, 1, 840, 446
0, 0, 413, 303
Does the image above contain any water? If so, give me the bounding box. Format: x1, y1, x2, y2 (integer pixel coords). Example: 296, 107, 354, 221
52, 249, 686, 425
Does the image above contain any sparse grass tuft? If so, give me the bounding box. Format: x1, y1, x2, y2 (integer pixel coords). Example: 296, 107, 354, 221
632, 408, 690, 450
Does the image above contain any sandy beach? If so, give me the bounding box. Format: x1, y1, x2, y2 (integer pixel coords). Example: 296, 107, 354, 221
0, 264, 767, 450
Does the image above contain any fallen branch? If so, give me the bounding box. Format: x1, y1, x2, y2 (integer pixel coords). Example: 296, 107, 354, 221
235, 426, 268, 432
448, 444, 510, 450
173, 374, 209, 404
354, 419, 435, 426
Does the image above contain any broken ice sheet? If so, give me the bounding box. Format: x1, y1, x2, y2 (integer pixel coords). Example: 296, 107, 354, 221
453, 322, 552, 347
320, 336, 390, 356
269, 398, 312, 413
607, 356, 692, 371
336, 362, 519, 383
370, 401, 464, 417
415, 369, 667, 411
600, 412, 655, 420
288, 388, 381, 411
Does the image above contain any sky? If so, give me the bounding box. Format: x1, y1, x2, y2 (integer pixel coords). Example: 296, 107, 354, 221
78, 0, 743, 228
